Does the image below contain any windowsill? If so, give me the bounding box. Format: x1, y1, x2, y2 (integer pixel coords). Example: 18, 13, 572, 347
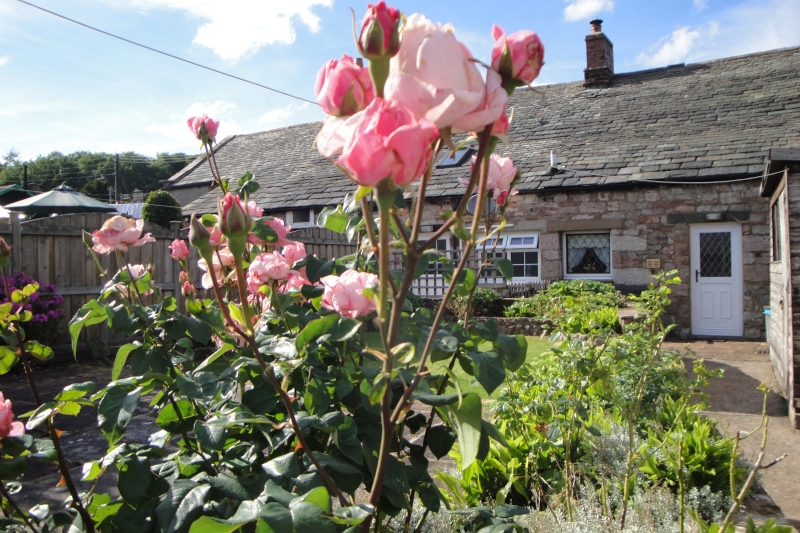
563, 273, 613, 281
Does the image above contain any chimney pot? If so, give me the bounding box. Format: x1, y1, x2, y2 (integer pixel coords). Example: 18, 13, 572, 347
584, 20, 614, 88
355, 57, 364, 68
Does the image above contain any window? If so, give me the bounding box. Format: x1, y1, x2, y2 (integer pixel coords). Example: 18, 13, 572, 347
419, 236, 451, 275
288, 209, 314, 228
564, 232, 611, 278
437, 147, 476, 168
772, 200, 782, 261
477, 233, 540, 282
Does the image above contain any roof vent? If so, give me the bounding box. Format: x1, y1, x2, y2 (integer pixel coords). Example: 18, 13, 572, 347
584, 19, 614, 88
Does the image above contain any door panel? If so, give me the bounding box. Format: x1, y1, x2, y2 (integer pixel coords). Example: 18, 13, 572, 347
690, 224, 743, 336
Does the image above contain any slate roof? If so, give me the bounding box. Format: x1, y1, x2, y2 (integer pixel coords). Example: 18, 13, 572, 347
172, 46, 800, 215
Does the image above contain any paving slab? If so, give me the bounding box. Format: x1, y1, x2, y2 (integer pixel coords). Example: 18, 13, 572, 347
665, 340, 800, 528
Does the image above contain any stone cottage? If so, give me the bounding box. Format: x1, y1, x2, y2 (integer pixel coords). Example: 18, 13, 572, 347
165, 22, 800, 340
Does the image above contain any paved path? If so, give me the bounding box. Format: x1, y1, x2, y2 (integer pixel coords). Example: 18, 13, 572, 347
666, 340, 800, 527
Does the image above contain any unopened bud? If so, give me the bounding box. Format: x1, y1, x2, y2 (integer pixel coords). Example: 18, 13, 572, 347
189, 214, 213, 261
358, 2, 401, 60
82, 230, 94, 249
218, 193, 250, 257
182, 281, 197, 299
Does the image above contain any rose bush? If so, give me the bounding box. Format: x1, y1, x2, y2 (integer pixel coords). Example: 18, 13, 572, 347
0, 5, 545, 533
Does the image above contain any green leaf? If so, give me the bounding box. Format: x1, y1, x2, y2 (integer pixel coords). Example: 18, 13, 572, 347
59, 401, 82, 416
443, 393, 483, 469
368, 373, 388, 406
317, 206, 348, 234
97, 386, 141, 445
112, 344, 139, 380
415, 394, 460, 406
194, 420, 226, 452
26, 401, 57, 429
304, 378, 330, 416
291, 486, 331, 513
156, 399, 198, 434
195, 343, 234, 371
189, 501, 261, 533
494, 334, 527, 372
257, 502, 293, 533
0, 346, 18, 374
24, 340, 53, 361
494, 258, 514, 281
290, 501, 336, 533
355, 185, 373, 201
466, 350, 506, 396
55, 382, 95, 401
0, 456, 26, 480
155, 480, 210, 533
481, 420, 510, 448
118, 456, 151, 506
427, 425, 456, 459
69, 300, 108, 355
296, 314, 339, 349
331, 504, 374, 526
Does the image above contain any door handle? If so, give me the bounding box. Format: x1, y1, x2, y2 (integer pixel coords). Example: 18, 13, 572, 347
696, 270, 699, 282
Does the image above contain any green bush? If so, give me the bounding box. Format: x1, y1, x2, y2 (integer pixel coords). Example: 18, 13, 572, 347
447, 287, 502, 317
505, 280, 624, 322
141, 189, 181, 228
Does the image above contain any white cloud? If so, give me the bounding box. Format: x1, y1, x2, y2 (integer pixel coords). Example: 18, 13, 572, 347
636, 22, 719, 67
114, 0, 333, 61
145, 100, 240, 141
258, 103, 310, 129
563, 0, 614, 22
693, 0, 708, 9
708, 0, 800, 56
0, 57, 8, 67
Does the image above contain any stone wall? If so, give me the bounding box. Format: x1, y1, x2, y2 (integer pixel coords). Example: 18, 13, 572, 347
472, 317, 549, 337
423, 180, 770, 339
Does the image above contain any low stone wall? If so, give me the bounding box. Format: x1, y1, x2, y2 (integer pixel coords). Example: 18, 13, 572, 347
473, 316, 549, 336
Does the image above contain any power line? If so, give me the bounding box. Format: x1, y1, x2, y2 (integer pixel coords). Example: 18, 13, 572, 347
17, 0, 319, 106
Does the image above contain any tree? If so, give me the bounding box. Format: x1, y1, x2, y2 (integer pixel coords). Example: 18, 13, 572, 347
141, 190, 181, 228
81, 178, 111, 200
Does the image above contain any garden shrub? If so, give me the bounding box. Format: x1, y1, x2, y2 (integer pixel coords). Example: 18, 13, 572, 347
446, 287, 502, 317
505, 279, 624, 325
0, 272, 63, 345
141, 189, 181, 228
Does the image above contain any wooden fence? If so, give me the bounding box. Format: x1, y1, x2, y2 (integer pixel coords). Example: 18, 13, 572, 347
0, 213, 179, 352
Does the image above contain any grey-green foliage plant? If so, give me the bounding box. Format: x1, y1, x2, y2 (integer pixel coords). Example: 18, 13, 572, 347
141, 190, 182, 228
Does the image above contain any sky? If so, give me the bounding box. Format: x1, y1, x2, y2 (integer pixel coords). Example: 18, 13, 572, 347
1, 0, 799, 160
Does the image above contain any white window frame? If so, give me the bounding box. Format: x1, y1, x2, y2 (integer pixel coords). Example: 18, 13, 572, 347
477, 232, 541, 283
287, 208, 315, 228
562, 231, 613, 280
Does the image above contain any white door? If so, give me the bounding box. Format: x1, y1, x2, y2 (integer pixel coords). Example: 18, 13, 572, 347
690, 224, 743, 336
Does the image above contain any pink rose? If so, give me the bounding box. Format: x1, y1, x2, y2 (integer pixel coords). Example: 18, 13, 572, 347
384, 14, 487, 129
281, 272, 312, 293
181, 281, 196, 299
187, 114, 220, 144
0, 393, 24, 439
495, 189, 518, 206
217, 248, 236, 267
458, 153, 518, 197
92, 216, 155, 254
320, 270, 379, 318
247, 201, 263, 218
491, 24, 544, 86
247, 252, 291, 292
250, 217, 294, 247
316, 54, 375, 117
336, 98, 438, 187
170, 239, 189, 261
358, 2, 401, 60
490, 104, 510, 137
451, 69, 508, 134
219, 193, 249, 238
206, 224, 225, 247
282, 242, 307, 267
198, 256, 224, 290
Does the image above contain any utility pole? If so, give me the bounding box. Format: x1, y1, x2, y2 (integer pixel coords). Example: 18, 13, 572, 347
114, 154, 119, 204
23, 165, 27, 190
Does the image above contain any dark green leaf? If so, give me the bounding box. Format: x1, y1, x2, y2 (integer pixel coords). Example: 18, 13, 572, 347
466, 350, 506, 396
331, 504, 374, 526
296, 314, 339, 349
481, 420, 510, 448
304, 378, 330, 416
26, 401, 57, 429
55, 382, 94, 401
290, 502, 336, 533
195, 420, 226, 452
494, 334, 527, 372
112, 344, 138, 380
0, 456, 26, 480
155, 480, 209, 533
427, 425, 456, 459
368, 373, 388, 406
97, 386, 141, 445
118, 456, 151, 506
494, 258, 514, 281
257, 502, 294, 533
415, 394, 460, 406
156, 399, 198, 434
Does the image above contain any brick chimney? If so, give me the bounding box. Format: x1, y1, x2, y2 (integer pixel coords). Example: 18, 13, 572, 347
583, 19, 614, 88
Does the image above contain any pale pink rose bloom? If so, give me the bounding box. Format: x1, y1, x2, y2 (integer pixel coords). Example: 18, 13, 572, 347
216, 248, 236, 267
187, 114, 220, 142
337, 98, 439, 187
451, 69, 508, 133
315, 54, 375, 117
490, 104, 510, 137
491, 24, 545, 84
281, 272, 312, 293
384, 14, 485, 129
0, 392, 25, 438
92, 216, 155, 254
320, 270, 379, 319
198, 256, 225, 290
316, 115, 361, 158
247, 252, 290, 293
170, 239, 189, 261
247, 200, 263, 218
459, 153, 517, 197
250, 217, 294, 247
116, 264, 154, 296
282, 242, 307, 267
206, 225, 225, 247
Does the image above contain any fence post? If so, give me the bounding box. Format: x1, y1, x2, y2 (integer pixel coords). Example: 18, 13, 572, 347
171, 221, 184, 314
11, 214, 21, 273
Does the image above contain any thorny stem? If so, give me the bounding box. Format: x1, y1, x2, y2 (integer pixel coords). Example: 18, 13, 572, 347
360, 197, 379, 257
206, 266, 350, 507
233, 261, 254, 335
0, 483, 40, 533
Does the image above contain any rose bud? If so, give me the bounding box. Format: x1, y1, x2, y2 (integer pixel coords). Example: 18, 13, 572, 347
170, 239, 189, 262
218, 193, 250, 256
187, 114, 220, 146
491, 24, 545, 94
358, 2, 401, 60
189, 214, 214, 262
315, 54, 375, 117
182, 281, 197, 299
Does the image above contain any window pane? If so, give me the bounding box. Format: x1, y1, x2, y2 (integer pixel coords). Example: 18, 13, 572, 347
510, 252, 524, 264
700, 232, 732, 277
566, 233, 610, 274
510, 237, 522, 245
293, 209, 311, 223
513, 265, 524, 277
